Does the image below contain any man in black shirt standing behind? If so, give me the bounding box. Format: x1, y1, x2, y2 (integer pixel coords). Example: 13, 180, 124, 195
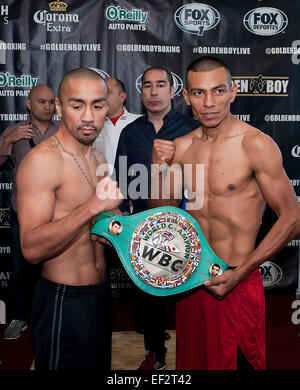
114, 66, 200, 370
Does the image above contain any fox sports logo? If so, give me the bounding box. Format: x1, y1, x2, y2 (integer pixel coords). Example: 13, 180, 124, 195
135, 72, 183, 96
244, 7, 288, 36
174, 3, 220, 36
259, 261, 283, 288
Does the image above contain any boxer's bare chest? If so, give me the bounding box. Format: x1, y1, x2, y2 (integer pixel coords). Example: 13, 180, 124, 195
48, 139, 99, 216
182, 133, 253, 199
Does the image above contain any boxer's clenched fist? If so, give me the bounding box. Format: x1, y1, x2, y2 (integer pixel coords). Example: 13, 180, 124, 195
89, 176, 123, 216
152, 139, 176, 164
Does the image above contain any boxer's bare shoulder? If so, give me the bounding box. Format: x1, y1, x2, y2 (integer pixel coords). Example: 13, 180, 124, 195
39, 135, 105, 165
17, 137, 63, 197
240, 123, 283, 170
172, 127, 201, 162
19, 135, 64, 173
43, 134, 64, 151
241, 123, 275, 148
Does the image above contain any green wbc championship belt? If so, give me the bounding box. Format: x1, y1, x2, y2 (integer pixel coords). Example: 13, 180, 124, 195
90, 206, 228, 296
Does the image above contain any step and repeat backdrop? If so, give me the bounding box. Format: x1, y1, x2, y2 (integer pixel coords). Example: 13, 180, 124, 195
0, 0, 300, 322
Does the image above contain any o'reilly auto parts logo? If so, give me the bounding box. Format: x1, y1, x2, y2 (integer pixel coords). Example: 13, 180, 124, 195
259, 261, 283, 288
174, 3, 220, 36
105, 5, 148, 23
135, 72, 183, 96
244, 7, 288, 36
0, 71, 38, 88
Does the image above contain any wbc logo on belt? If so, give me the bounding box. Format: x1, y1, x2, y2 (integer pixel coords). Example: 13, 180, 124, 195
129, 211, 201, 289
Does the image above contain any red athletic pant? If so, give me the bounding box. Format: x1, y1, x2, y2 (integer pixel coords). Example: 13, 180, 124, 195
176, 269, 266, 370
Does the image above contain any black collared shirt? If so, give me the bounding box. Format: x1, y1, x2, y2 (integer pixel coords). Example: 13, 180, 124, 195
114, 108, 200, 214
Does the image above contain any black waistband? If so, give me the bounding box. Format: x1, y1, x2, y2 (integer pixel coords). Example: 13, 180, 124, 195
37, 275, 108, 297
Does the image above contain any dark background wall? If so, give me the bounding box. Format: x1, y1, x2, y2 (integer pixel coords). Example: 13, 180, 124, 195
0, 1, 299, 325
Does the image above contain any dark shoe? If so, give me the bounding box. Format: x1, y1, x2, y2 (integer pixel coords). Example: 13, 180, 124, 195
164, 331, 171, 341
3, 320, 28, 340
137, 352, 167, 370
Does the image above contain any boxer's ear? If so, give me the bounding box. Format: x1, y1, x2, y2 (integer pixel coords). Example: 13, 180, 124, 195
55, 98, 62, 118
182, 88, 191, 106
229, 82, 238, 103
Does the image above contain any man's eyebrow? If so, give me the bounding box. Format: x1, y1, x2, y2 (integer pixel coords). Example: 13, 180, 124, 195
142, 80, 167, 85
213, 83, 228, 89
190, 84, 228, 92
68, 97, 107, 103
92, 97, 107, 103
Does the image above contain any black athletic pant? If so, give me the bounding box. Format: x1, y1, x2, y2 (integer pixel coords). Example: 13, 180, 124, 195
31, 276, 111, 371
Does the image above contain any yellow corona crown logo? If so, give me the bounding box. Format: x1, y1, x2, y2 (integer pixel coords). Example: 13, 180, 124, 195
49, 0, 68, 12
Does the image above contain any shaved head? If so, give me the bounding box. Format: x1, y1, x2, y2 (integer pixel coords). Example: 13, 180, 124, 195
26, 84, 56, 122
28, 85, 54, 100
58, 68, 107, 102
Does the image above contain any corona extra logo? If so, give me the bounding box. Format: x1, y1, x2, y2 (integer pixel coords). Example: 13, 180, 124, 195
49, 0, 68, 12
33, 0, 79, 31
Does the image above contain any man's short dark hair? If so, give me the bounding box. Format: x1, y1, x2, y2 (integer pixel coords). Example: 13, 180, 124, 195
185, 56, 232, 88
142, 66, 173, 87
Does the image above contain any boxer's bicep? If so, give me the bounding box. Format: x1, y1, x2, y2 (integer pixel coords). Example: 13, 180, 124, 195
17, 149, 62, 244
245, 132, 297, 217
239, 131, 300, 271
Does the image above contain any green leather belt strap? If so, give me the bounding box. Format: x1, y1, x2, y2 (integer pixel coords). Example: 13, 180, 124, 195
90, 206, 228, 296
